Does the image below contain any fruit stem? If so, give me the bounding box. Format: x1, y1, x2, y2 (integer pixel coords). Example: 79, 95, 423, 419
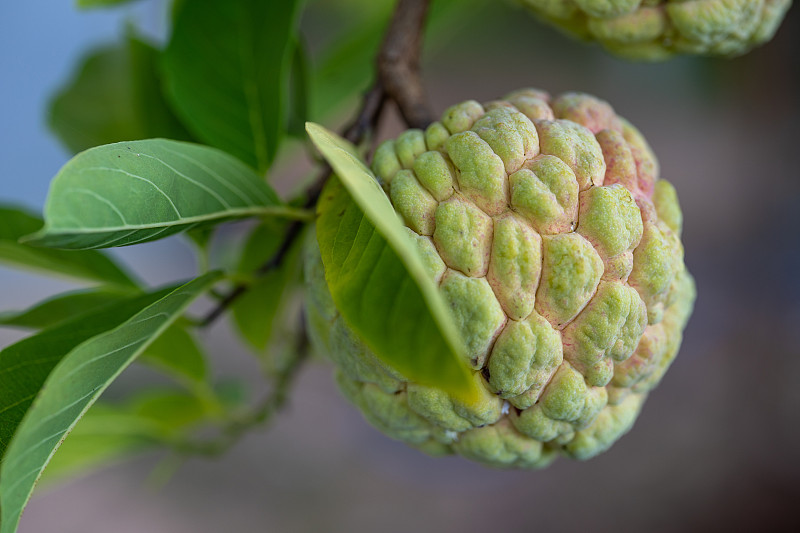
378, 0, 434, 129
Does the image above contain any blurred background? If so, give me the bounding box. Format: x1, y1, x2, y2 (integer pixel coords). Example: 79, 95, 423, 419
2, 1, 799, 531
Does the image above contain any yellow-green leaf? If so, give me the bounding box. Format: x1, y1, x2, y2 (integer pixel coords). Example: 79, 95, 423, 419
306, 123, 477, 401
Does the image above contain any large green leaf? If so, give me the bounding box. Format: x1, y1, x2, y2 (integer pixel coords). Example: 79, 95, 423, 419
163, 0, 303, 172
0, 289, 133, 329
0, 288, 175, 461
23, 139, 304, 250
0, 206, 137, 286
305, 123, 476, 400
49, 35, 192, 155
0, 273, 219, 533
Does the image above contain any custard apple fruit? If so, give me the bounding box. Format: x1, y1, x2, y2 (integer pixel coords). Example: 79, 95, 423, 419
306, 89, 695, 468
519, 0, 792, 60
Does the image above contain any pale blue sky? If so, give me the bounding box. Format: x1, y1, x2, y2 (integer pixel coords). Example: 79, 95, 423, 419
0, 1, 167, 210
0, 1, 197, 310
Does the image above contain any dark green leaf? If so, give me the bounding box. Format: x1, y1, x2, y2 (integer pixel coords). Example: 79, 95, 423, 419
0, 289, 133, 329
139, 323, 208, 386
287, 39, 310, 138
308, 0, 483, 120
231, 274, 290, 352
23, 139, 306, 250
0, 205, 138, 286
0, 272, 220, 533
163, 0, 303, 172
305, 123, 477, 400
308, 5, 389, 120
230, 222, 302, 351
185, 226, 216, 253
49, 35, 192, 154
0, 287, 176, 460
237, 220, 288, 274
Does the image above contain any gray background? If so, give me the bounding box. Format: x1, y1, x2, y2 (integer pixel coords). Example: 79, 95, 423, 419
2, 1, 799, 532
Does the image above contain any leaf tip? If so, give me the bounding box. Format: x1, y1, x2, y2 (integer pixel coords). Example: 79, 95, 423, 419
17, 229, 45, 247
304, 121, 327, 143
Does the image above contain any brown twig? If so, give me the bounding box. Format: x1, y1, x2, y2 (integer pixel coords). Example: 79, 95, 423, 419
200, 0, 432, 327
199, 85, 387, 327
378, 0, 434, 129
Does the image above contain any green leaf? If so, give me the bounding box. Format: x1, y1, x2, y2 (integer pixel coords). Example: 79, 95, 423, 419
23, 139, 305, 250
129, 389, 214, 437
185, 225, 216, 253
0, 206, 138, 286
287, 38, 310, 138
163, 0, 303, 172
308, 4, 390, 119
307, 0, 481, 121
0, 288, 176, 461
42, 387, 219, 487
305, 123, 477, 400
139, 323, 208, 386
38, 403, 156, 486
230, 222, 302, 351
0, 289, 133, 329
49, 35, 193, 155
76, 0, 140, 8
0, 272, 219, 533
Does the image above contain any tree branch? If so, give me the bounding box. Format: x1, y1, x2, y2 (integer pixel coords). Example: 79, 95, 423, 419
379, 0, 433, 129
199, 85, 386, 327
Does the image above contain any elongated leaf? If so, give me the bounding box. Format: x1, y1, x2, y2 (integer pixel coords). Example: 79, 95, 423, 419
42, 387, 218, 486
0, 206, 137, 286
0, 289, 133, 329
23, 139, 304, 250
163, 0, 303, 172
139, 323, 208, 386
0, 288, 175, 460
309, 5, 389, 119
49, 35, 193, 155
305, 123, 476, 400
308, 0, 483, 120
39, 403, 157, 486
287, 39, 310, 138
231, 222, 301, 351
0, 273, 219, 533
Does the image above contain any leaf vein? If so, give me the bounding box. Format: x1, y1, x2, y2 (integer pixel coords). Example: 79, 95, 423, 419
135, 153, 233, 210
82, 167, 183, 218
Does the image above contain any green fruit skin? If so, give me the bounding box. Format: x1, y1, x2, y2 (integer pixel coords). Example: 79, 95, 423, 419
306, 89, 695, 468
518, 0, 792, 60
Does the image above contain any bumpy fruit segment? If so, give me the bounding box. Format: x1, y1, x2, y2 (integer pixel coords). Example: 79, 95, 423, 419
518, 0, 792, 60
306, 89, 695, 468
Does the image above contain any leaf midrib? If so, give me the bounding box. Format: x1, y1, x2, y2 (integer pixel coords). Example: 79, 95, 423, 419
27, 205, 309, 236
